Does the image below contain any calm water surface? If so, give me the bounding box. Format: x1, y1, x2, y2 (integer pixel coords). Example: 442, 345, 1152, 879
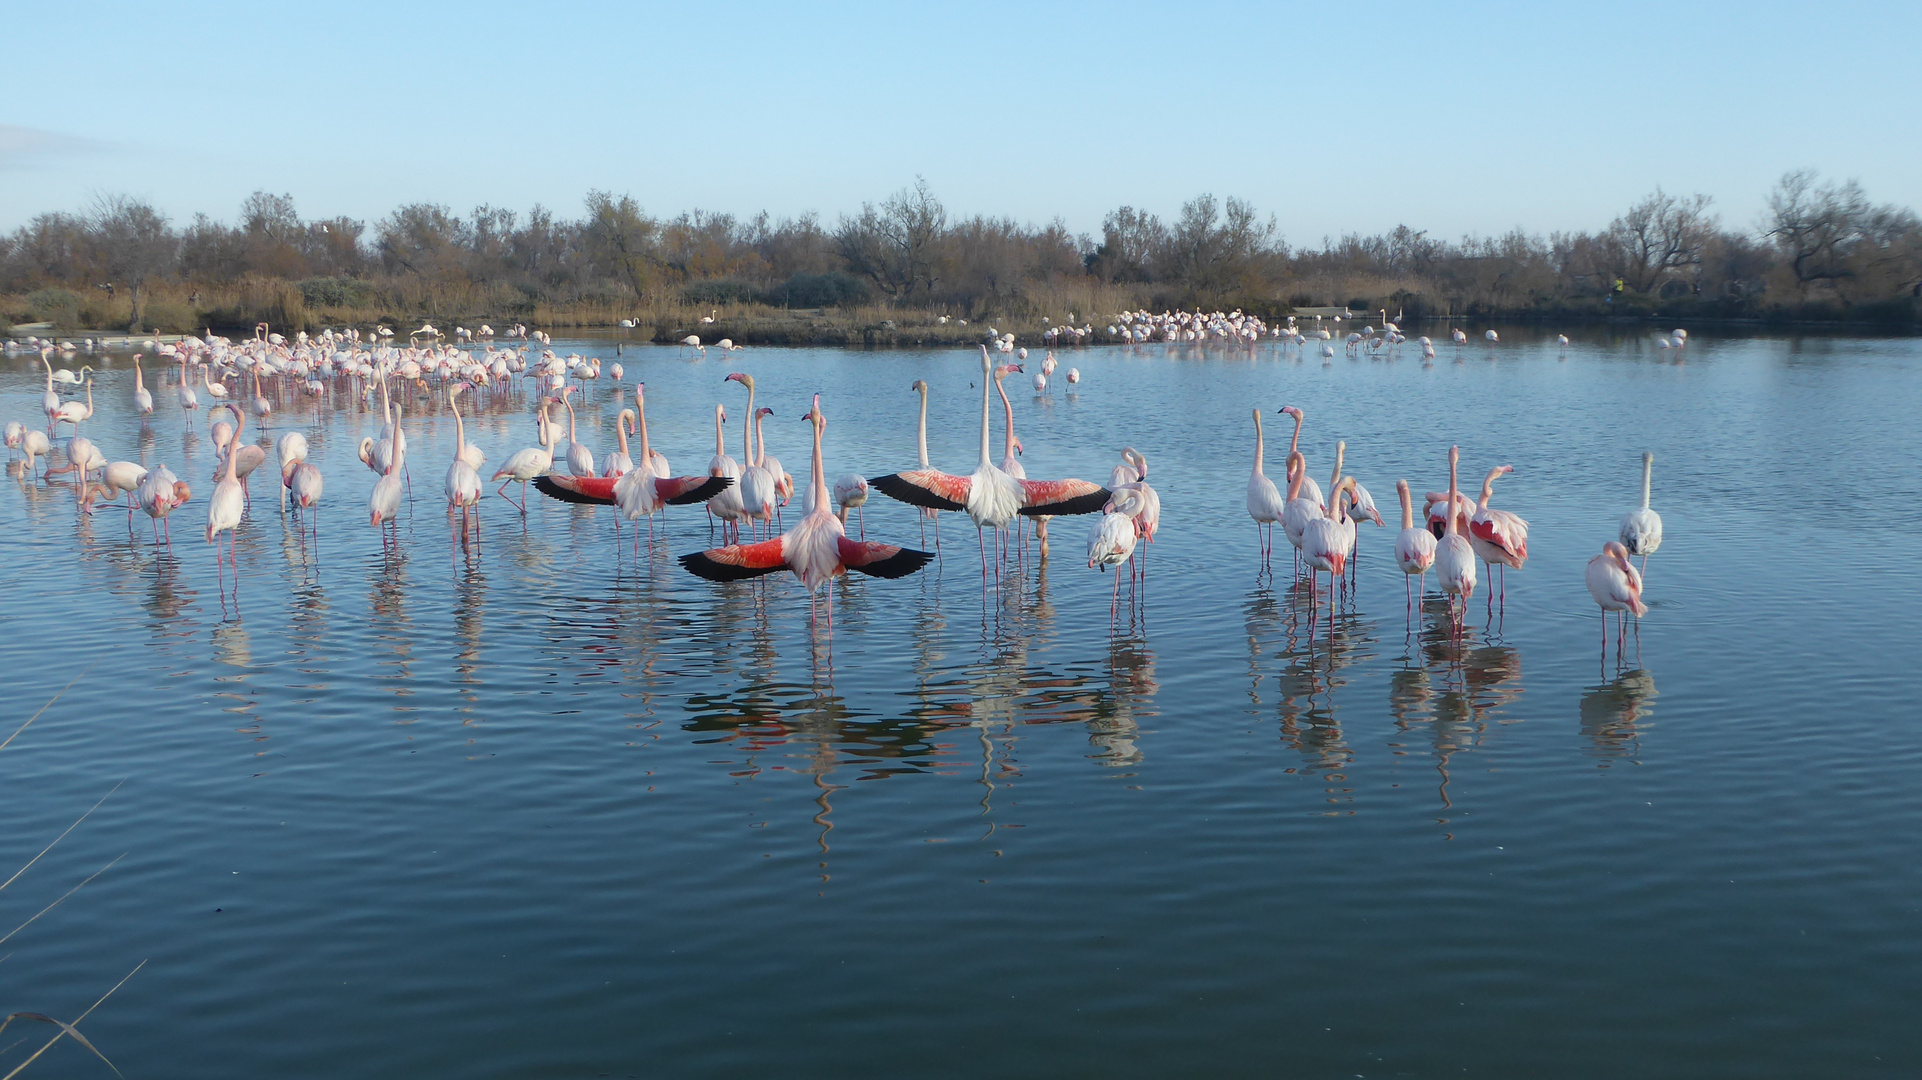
2, 330, 1919, 1077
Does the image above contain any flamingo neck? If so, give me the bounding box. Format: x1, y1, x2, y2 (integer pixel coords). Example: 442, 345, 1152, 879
714, 406, 725, 456
1641, 455, 1653, 510
616, 412, 631, 458
226, 417, 243, 481
452, 394, 466, 455
1397, 482, 1414, 530
1329, 444, 1344, 500
995, 371, 1016, 460
753, 413, 766, 469
809, 417, 828, 512
916, 389, 929, 468
1479, 469, 1500, 511
1253, 411, 1265, 475
636, 393, 652, 464
1445, 456, 1460, 537
742, 383, 755, 464
977, 353, 995, 468
1289, 412, 1302, 455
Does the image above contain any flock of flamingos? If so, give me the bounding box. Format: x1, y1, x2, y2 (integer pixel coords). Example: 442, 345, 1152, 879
3, 317, 1668, 646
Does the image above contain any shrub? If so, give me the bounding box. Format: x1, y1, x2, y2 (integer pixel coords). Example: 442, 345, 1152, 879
26, 288, 85, 326
764, 272, 871, 308
298, 276, 376, 308
681, 278, 760, 305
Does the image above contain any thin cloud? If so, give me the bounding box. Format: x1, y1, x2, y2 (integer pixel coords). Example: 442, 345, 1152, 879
0, 124, 111, 170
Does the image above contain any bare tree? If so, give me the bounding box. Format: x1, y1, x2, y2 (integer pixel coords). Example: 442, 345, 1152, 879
838, 178, 946, 300
1609, 188, 1715, 293
88, 195, 177, 332
1764, 169, 1870, 297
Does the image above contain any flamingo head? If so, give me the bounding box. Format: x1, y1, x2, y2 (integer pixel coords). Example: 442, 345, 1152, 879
911, 379, 928, 394
1605, 541, 1635, 576
1123, 447, 1145, 477
172, 481, 192, 506
755, 406, 774, 419
1012, 436, 1024, 456
1279, 405, 1302, 420
724, 372, 752, 388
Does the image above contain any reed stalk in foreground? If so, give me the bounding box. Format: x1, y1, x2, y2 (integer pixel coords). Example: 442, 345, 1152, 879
0, 674, 143, 1077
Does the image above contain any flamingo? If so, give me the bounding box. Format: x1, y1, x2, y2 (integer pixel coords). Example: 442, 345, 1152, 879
251, 371, 272, 428
492, 400, 556, 513
133, 355, 154, 415
739, 408, 777, 539
1246, 408, 1286, 561
177, 355, 198, 423
1435, 446, 1478, 633
595, 383, 734, 550
1586, 541, 1649, 651
1278, 406, 1324, 508
369, 413, 405, 544
1281, 446, 1325, 572
603, 409, 636, 478
758, 410, 792, 520
17, 428, 52, 475
559, 386, 594, 476
88, 460, 148, 520
51, 376, 93, 431
906, 379, 941, 546
38, 352, 60, 428
1105, 450, 1159, 583
1393, 479, 1438, 615
679, 394, 935, 629
702, 402, 745, 532
1301, 475, 1357, 632
1619, 452, 1663, 576
206, 410, 247, 586
277, 432, 309, 504
1346, 480, 1385, 578
203, 366, 230, 406
136, 466, 190, 544
3, 421, 23, 461
833, 474, 869, 538
445, 382, 482, 541
1066, 368, 1080, 385
1469, 464, 1529, 611
1087, 489, 1144, 616
871, 346, 1107, 579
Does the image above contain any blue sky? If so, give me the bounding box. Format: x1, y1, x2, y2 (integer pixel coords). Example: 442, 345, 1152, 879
5, 0, 1916, 244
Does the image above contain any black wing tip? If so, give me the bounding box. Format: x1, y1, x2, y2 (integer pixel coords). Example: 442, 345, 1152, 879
1020, 486, 1112, 517
532, 474, 612, 505
678, 549, 785, 582
871, 473, 965, 512
665, 474, 734, 505
850, 546, 937, 580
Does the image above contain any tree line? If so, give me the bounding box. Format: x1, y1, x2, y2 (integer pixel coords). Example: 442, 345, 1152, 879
3, 171, 1917, 335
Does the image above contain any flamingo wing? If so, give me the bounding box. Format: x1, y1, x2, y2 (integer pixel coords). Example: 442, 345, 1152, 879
871, 469, 969, 512
837, 538, 936, 579
1017, 478, 1111, 516
532, 473, 618, 504
1470, 509, 1529, 560
655, 474, 734, 505
679, 537, 789, 582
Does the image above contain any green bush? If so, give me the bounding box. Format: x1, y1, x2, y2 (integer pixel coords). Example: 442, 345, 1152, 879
26, 288, 85, 326
681, 278, 761, 305
298, 276, 375, 308
764, 272, 870, 308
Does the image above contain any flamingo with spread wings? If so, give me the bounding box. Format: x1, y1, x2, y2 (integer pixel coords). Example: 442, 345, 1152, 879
680, 395, 934, 628
871, 345, 1108, 578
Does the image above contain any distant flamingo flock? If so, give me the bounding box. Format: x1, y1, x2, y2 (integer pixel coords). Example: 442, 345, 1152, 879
8, 317, 1669, 646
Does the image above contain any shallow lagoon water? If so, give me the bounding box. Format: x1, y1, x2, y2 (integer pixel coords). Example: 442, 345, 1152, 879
2, 329, 1919, 1077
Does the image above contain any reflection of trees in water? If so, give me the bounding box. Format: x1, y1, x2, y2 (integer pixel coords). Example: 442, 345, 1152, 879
1580, 669, 1656, 765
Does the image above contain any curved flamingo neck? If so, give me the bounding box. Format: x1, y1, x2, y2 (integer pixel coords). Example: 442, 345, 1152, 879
1285, 452, 1304, 500
1288, 410, 1303, 455
1329, 442, 1345, 500
752, 411, 766, 468
994, 368, 1016, 461
616, 411, 632, 458
1253, 411, 1265, 475
741, 382, 755, 464
225, 414, 244, 482
451, 391, 466, 456
1478, 468, 1502, 511
1397, 481, 1414, 530
713, 405, 726, 457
